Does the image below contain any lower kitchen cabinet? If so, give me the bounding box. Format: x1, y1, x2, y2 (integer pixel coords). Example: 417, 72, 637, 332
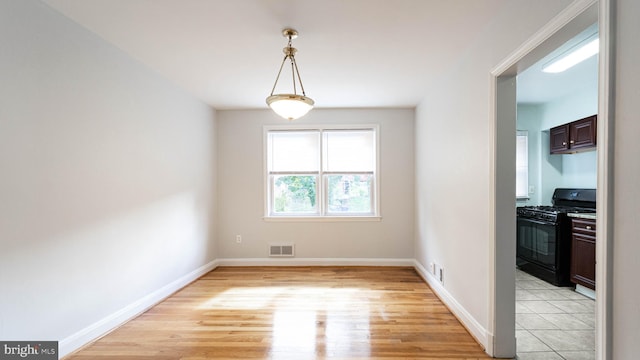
570, 217, 596, 290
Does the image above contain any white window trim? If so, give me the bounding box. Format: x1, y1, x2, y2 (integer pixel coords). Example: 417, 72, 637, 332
263, 124, 381, 221
516, 130, 529, 200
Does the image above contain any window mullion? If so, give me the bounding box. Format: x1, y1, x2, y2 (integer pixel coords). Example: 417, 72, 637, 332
319, 129, 326, 216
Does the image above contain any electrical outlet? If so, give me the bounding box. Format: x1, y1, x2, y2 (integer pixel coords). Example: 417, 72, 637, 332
236, 235, 242, 244
429, 262, 436, 275
439, 268, 444, 284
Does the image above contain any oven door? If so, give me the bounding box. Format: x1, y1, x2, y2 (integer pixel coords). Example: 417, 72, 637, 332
516, 217, 558, 270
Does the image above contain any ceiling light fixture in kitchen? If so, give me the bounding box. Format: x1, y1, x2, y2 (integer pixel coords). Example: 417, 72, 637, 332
266, 28, 314, 120
542, 34, 599, 73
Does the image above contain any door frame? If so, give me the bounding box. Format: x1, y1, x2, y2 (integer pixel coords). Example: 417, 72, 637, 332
488, 0, 612, 358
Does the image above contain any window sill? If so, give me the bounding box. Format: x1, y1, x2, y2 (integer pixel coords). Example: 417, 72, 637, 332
263, 216, 382, 222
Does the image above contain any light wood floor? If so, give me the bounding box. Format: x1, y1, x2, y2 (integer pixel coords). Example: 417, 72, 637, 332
66, 267, 491, 359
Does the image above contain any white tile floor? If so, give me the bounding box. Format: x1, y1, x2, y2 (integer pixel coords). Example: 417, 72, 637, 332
516, 269, 595, 360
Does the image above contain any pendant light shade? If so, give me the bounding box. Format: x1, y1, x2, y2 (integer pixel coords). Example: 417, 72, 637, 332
266, 29, 314, 120
266, 94, 314, 120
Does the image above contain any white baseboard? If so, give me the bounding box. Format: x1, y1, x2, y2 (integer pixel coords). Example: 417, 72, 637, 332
575, 284, 596, 300
59, 259, 219, 358
412, 260, 490, 354
215, 257, 415, 267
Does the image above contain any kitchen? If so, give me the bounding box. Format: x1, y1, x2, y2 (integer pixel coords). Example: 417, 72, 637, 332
514, 23, 598, 358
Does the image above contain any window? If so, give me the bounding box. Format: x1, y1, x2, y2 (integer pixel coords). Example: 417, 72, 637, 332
265, 126, 378, 218
516, 130, 529, 199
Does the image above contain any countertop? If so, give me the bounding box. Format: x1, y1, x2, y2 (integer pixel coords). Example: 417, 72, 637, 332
567, 212, 597, 220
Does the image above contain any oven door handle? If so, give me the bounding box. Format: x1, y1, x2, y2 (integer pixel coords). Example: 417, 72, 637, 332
518, 217, 554, 226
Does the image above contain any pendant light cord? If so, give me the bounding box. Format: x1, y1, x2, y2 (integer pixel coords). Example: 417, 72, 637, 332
269, 55, 288, 96
268, 33, 308, 97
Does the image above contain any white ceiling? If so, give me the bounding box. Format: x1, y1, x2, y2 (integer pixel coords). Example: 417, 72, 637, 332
41, 0, 590, 109
517, 24, 598, 105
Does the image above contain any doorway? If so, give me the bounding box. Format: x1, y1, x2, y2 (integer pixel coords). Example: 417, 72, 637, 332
514, 23, 598, 359
489, 0, 611, 359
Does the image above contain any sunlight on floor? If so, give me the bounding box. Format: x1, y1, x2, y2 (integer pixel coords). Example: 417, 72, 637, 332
198, 285, 372, 358
272, 310, 317, 353
197, 286, 362, 310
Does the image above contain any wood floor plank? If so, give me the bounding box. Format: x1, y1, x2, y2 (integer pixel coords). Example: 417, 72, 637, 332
65, 267, 490, 359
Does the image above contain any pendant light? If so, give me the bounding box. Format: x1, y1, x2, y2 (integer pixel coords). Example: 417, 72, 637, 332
266, 28, 314, 120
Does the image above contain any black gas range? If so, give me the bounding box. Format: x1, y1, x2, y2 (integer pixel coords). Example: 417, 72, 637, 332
516, 188, 596, 286
516, 205, 596, 224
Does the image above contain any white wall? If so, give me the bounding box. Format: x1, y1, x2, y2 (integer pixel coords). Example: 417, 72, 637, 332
0, 0, 217, 354
414, 0, 573, 351
216, 109, 414, 261
540, 86, 598, 204
539, 86, 598, 130
611, 0, 640, 357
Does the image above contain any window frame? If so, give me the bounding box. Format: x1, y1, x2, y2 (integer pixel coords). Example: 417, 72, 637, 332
264, 124, 381, 221
516, 130, 529, 200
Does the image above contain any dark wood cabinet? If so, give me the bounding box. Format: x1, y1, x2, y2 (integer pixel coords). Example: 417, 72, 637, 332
550, 124, 570, 153
550, 115, 597, 154
570, 217, 596, 290
569, 115, 597, 151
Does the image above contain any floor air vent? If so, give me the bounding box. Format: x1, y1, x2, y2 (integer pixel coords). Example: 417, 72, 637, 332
269, 244, 295, 257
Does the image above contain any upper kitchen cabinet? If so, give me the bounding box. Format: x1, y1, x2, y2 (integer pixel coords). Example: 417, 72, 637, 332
550, 124, 570, 153
550, 115, 597, 154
